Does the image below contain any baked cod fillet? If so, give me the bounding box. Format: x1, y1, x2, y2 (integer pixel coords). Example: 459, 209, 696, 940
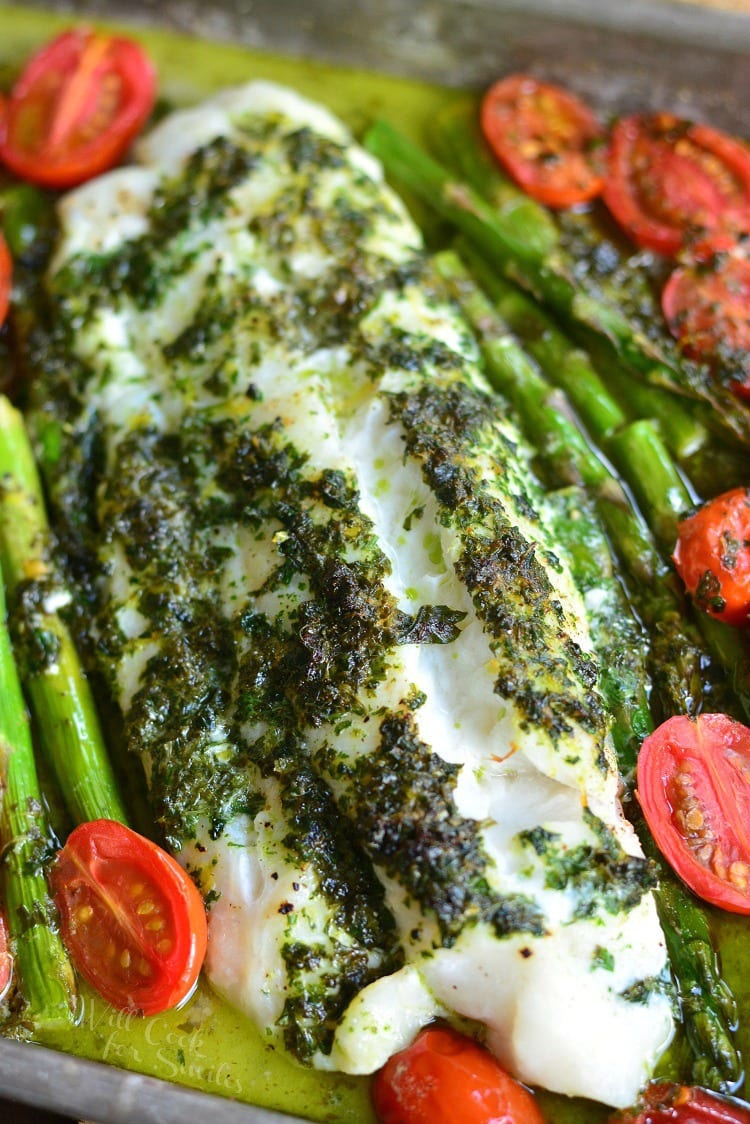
28, 82, 672, 1107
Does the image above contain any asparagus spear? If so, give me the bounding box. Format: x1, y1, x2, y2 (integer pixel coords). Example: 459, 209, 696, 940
549, 491, 740, 1091
607, 418, 750, 726
434, 250, 732, 721
641, 834, 741, 1093
445, 242, 750, 722
429, 99, 560, 257
433, 249, 742, 1091
0, 567, 77, 1032
550, 494, 740, 1091
0, 396, 127, 826
366, 120, 750, 448
430, 102, 718, 462
558, 491, 741, 1092
546, 486, 651, 777
607, 420, 694, 549
456, 236, 705, 461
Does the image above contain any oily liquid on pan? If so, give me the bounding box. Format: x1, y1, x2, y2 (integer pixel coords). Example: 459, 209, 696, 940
0, 7, 746, 1122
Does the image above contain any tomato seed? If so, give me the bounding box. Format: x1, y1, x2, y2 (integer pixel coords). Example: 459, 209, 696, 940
729, 861, 750, 890
130, 882, 145, 898
146, 918, 165, 932
519, 139, 543, 159
156, 938, 172, 954
76, 904, 94, 923
685, 807, 705, 831
138, 959, 151, 977
120, 949, 131, 969
136, 900, 156, 916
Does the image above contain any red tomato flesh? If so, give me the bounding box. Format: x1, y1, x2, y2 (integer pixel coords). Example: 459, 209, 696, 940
372, 1024, 545, 1124
50, 819, 207, 1016
0, 911, 12, 1003
604, 113, 750, 258
672, 487, 750, 626
637, 714, 750, 914
0, 28, 156, 189
481, 74, 606, 208
612, 1081, 750, 1122
662, 258, 750, 397
0, 234, 10, 329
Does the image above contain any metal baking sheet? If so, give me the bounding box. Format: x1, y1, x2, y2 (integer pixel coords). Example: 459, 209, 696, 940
0, 1038, 300, 1123
19, 0, 750, 129
2, 1, 750, 1121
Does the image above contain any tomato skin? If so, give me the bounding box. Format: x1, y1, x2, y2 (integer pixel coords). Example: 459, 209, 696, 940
637, 714, 750, 914
672, 487, 750, 626
604, 113, 750, 258
481, 74, 606, 208
662, 259, 750, 397
0, 233, 10, 329
0, 911, 12, 1003
611, 1081, 750, 1122
50, 819, 207, 1016
0, 28, 156, 189
372, 1025, 545, 1124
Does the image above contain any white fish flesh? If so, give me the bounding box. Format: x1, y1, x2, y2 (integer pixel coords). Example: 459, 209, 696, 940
28, 82, 673, 1108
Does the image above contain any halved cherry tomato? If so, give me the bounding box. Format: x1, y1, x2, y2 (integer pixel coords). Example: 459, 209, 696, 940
50, 819, 207, 1016
612, 1081, 750, 1122
604, 113, 750, 258
662, 258, 750, 397
0, 28, 156, 189
0, 911, 12, 1003
372, 1024, 545, 1124
637, 714, 750, 914
0, 234, 10, 329
672, 487, 750, 626
481, 74, 606, 208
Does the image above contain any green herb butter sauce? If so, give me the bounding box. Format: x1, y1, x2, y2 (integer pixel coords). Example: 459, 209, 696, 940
0, 9, 748, 1124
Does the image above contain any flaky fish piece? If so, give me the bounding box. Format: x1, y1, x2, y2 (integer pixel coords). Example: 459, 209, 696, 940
28, 82, 672, 1107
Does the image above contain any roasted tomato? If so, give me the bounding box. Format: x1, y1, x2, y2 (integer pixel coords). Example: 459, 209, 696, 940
662, 258, 750, 397
372, 1024, 545, 1124
0, 233, 10, 329
604, 112, 750, 258
50, 819, 207, 1015
673, 487, 750, 626
612, 1081, 750, 1122
637, 714, 750, 914
480, 74, 606, 208
0, 28, 156, 189
0, 911, 12, 1003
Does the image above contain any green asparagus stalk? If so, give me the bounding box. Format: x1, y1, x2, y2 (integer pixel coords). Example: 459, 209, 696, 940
605, 417, 750, 726
641, 836, 741, 1093
546, 486, 651, 777
607, 420, 695, 550
680, 440, 750, 500
429, 99, 560, 257
434, 250, 732, 721
0, 396, 127, 826
433, 249, 742, 1091
552, 490, 741, 1089
552, 491, 741, 1090
366, 119, 750, 448
443, 242, 750, 722
697, 616, 750, 722
0, 568, 77, 1031
431, 102, 719, 463
457, 237, 707, 461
